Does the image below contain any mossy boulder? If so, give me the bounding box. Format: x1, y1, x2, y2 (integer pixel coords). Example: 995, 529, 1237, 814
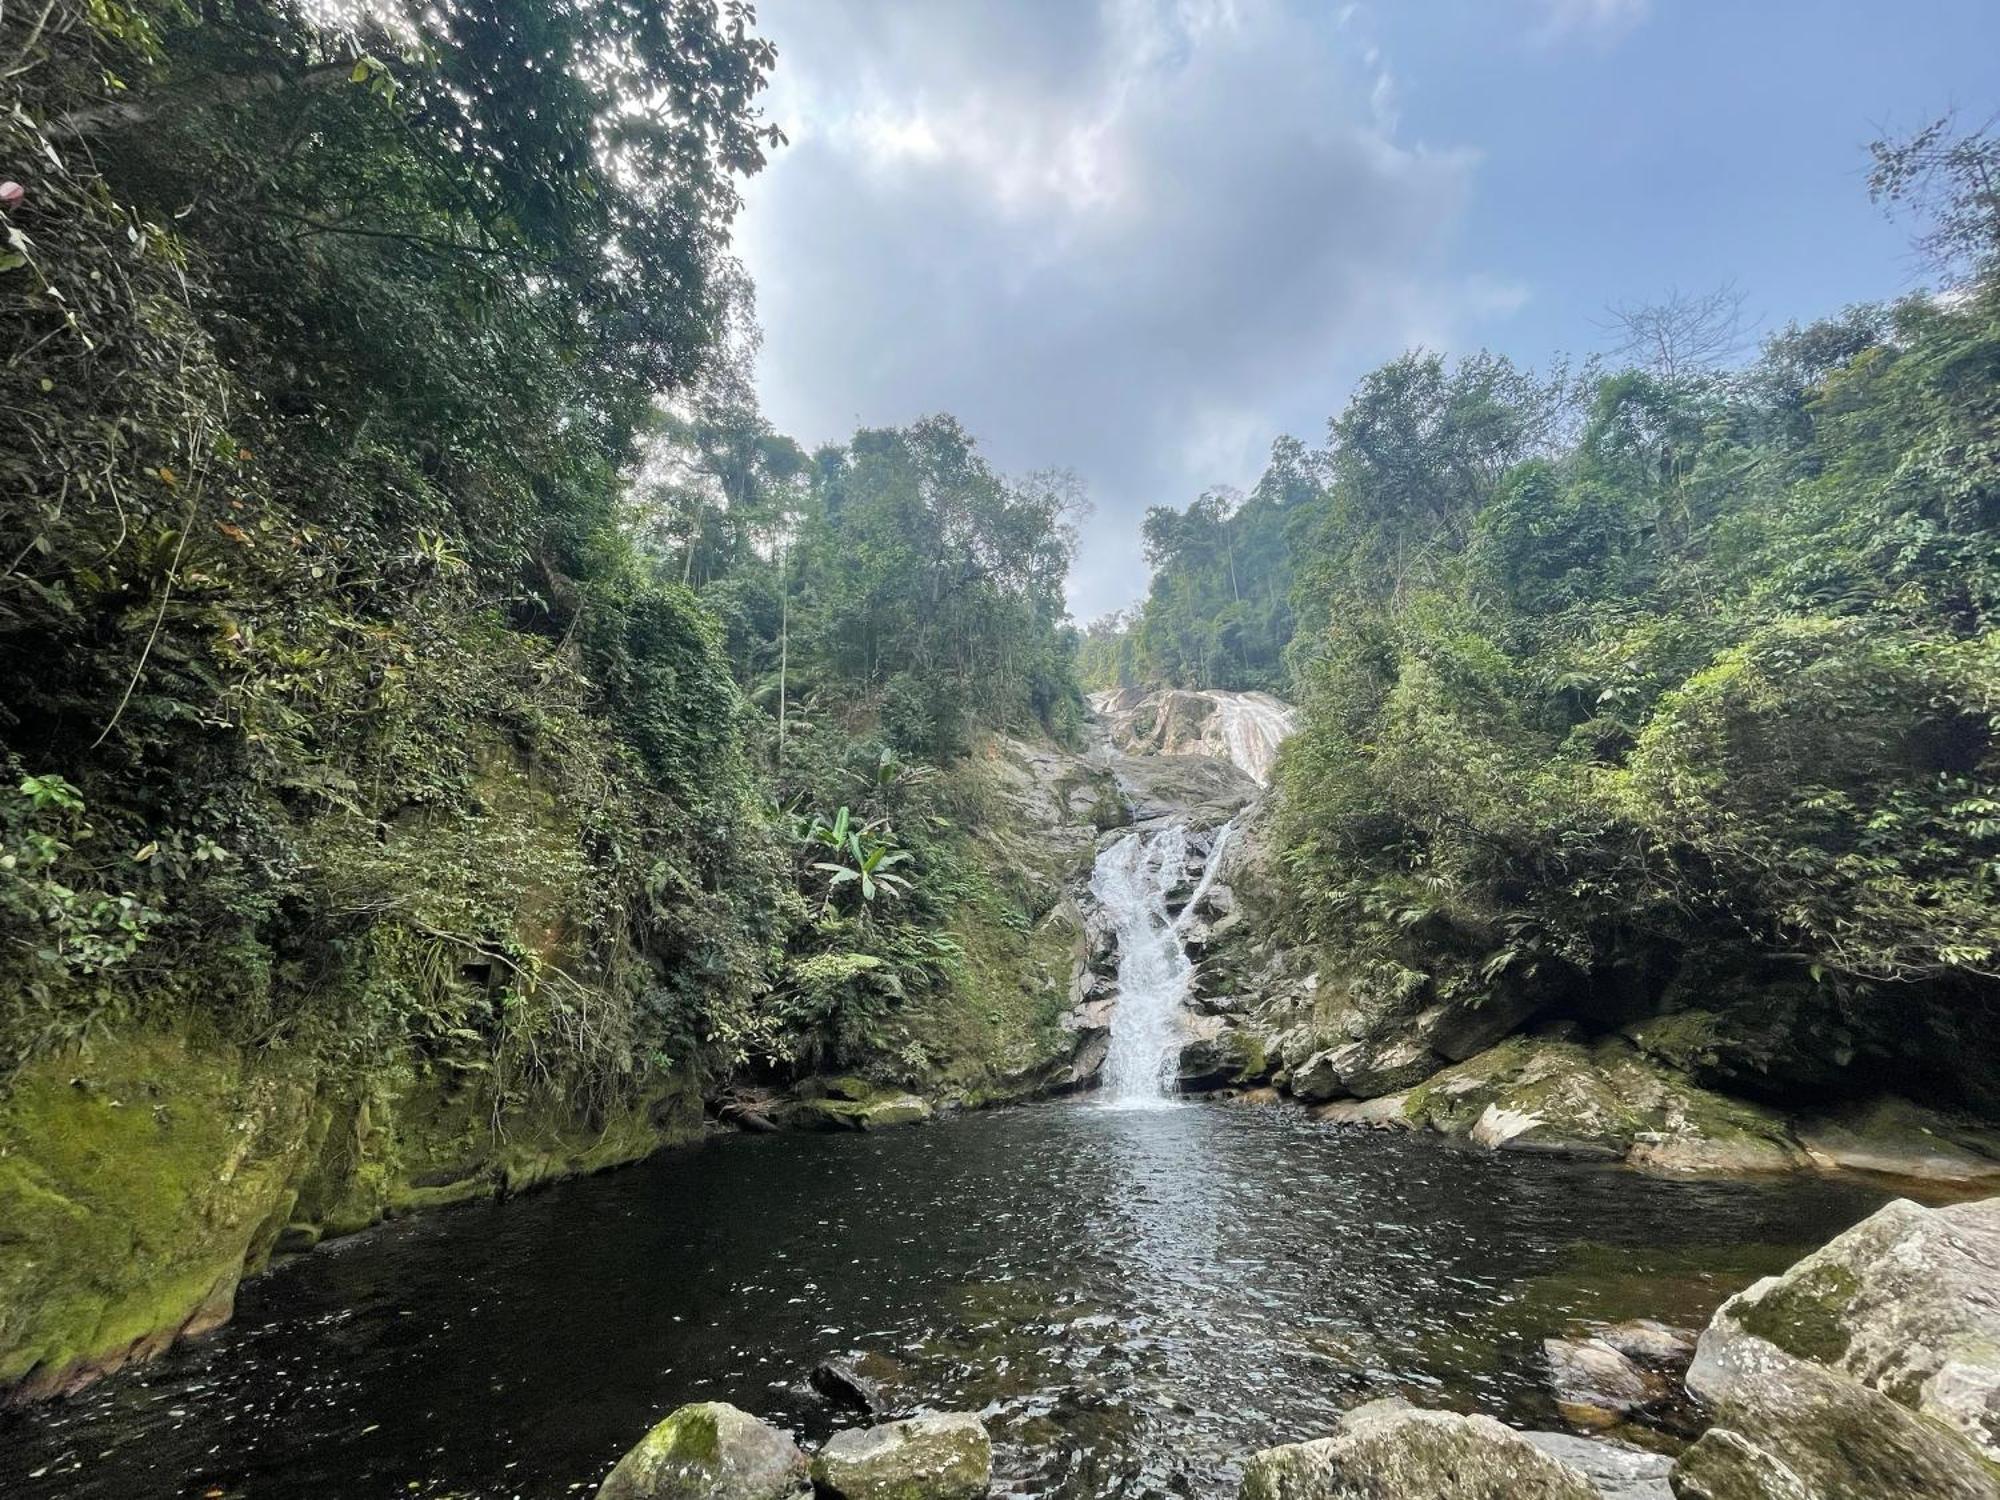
1703, 1195, 2000, 1465
1674, 1194, 2000, 1498
1399, 1036, 1806, 1172
1239, 1399, 1598, 1500
595, 1402, 810, 1500
811, 1412, 993, 1500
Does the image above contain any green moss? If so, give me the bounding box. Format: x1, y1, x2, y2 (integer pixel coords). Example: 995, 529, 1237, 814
0, 1031, 317, 1394
1731, 1263, 1862, 1365
0, 1025, 703, 1398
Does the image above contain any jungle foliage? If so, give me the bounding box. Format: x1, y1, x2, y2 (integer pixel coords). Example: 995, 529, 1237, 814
1265, 121, 2000, 1097
0, 1, 1081, 1103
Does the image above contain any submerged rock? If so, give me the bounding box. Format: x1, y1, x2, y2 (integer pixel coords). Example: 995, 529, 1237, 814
595, 1402, 810, 1500
1590, 1318, 1697, 1373
1238, 1399, 1599, 1500
810, 1358, 887, 1417
1543, 1337, 1669, 1429
1673, 1194, 2000, 1498
812, 1412, 992, 1500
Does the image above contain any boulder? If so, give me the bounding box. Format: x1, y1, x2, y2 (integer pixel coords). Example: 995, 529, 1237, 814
1699, 1194, 2000, 1464
1677, 1341, 1999, 1499
1591, 1318, 1697, 1373
1673, 1194, 2000, 1498
1312, 1093, 1415, 1131
1178, 1017, 1269, 1092
1238, 1399, 1598, 1500
1289, 1037, 1441, 1104
1402, 1037, 1806, 1171
1543, 1337, 1669, 1429
596, 1402, 810, 1500
1413, 989, 1543, 1064
1517, 1432, 1672, 1500
811, 1413, 992, 1500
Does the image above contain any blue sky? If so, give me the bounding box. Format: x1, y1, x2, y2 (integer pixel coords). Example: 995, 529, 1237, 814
734, 1, 2000, 620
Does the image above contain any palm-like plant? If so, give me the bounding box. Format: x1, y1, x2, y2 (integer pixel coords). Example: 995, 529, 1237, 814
797, 805, 914, 909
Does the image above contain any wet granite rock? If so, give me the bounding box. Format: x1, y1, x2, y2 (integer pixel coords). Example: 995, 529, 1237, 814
811, 1358, 887, 1417
1543, 1337, 1670, 1429
1591, 1319, 1698, 1373
812, 1412, 992, 1500
595, 1402, 810, 1500
1238, 1399, 1599, 1500
1672, 1194, 2000, 1498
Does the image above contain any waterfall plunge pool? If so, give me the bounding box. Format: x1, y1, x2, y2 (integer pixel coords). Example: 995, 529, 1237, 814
0, 1101, 1896, 1499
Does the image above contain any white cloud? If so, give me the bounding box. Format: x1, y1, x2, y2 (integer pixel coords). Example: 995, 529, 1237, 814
736, 0, 1518, 618
1531, 0, 1650, 47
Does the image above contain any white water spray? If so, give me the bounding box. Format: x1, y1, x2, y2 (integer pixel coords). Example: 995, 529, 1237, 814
1091, 823, 1234, 1106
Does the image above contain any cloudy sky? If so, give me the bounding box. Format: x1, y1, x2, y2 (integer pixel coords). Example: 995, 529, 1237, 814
733, 0, 2000, 621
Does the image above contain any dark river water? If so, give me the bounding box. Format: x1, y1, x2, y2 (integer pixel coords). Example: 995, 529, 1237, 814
0, 1100, 1895, 1500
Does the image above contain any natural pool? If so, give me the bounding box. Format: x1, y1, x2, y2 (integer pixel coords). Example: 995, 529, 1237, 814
0, 1101, 1895, 1500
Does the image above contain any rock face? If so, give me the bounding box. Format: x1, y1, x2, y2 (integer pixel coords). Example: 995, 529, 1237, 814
811, 1413, 993, 1500
1673, 1194, 2000, 1499
595, 1403, 811, 1500
1238, 1399, 1600, 1500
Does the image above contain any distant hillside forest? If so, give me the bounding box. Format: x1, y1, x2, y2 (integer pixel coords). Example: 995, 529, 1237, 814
0, 0, 1085, 1100
1086, 118, 2000, 1104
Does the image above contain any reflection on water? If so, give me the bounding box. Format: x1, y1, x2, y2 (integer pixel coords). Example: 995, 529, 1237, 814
0, 1101, 1893, 1500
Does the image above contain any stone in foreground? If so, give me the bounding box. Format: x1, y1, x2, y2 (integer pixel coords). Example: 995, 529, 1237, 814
1238, 1399, 1598, 1500
1517, 1431, 1672, 1500
812, 1412, 992, 1500
1673, 1194, 2000, 1499
596, 1402, 810, 1500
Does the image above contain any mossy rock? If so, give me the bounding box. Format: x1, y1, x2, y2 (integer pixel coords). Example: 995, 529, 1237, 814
596, 1401, 810, 1500
1400, 1035, 1805, 1172
1240, 1400, 1598, 1500
812, 1413, 992, 1500
0, 1031, 319, 1396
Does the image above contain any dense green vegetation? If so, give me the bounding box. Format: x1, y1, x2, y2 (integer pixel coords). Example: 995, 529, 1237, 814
0, 0, 1082, 1116
1108, 121, 2000, 1104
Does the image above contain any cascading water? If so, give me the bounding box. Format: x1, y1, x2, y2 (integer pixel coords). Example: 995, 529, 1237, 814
1091, 824, 1194, 1105
1090, 822, 1236, 1106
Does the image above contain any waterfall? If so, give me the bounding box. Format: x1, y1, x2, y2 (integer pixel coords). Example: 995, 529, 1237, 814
1091, 822, 1234, 1106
